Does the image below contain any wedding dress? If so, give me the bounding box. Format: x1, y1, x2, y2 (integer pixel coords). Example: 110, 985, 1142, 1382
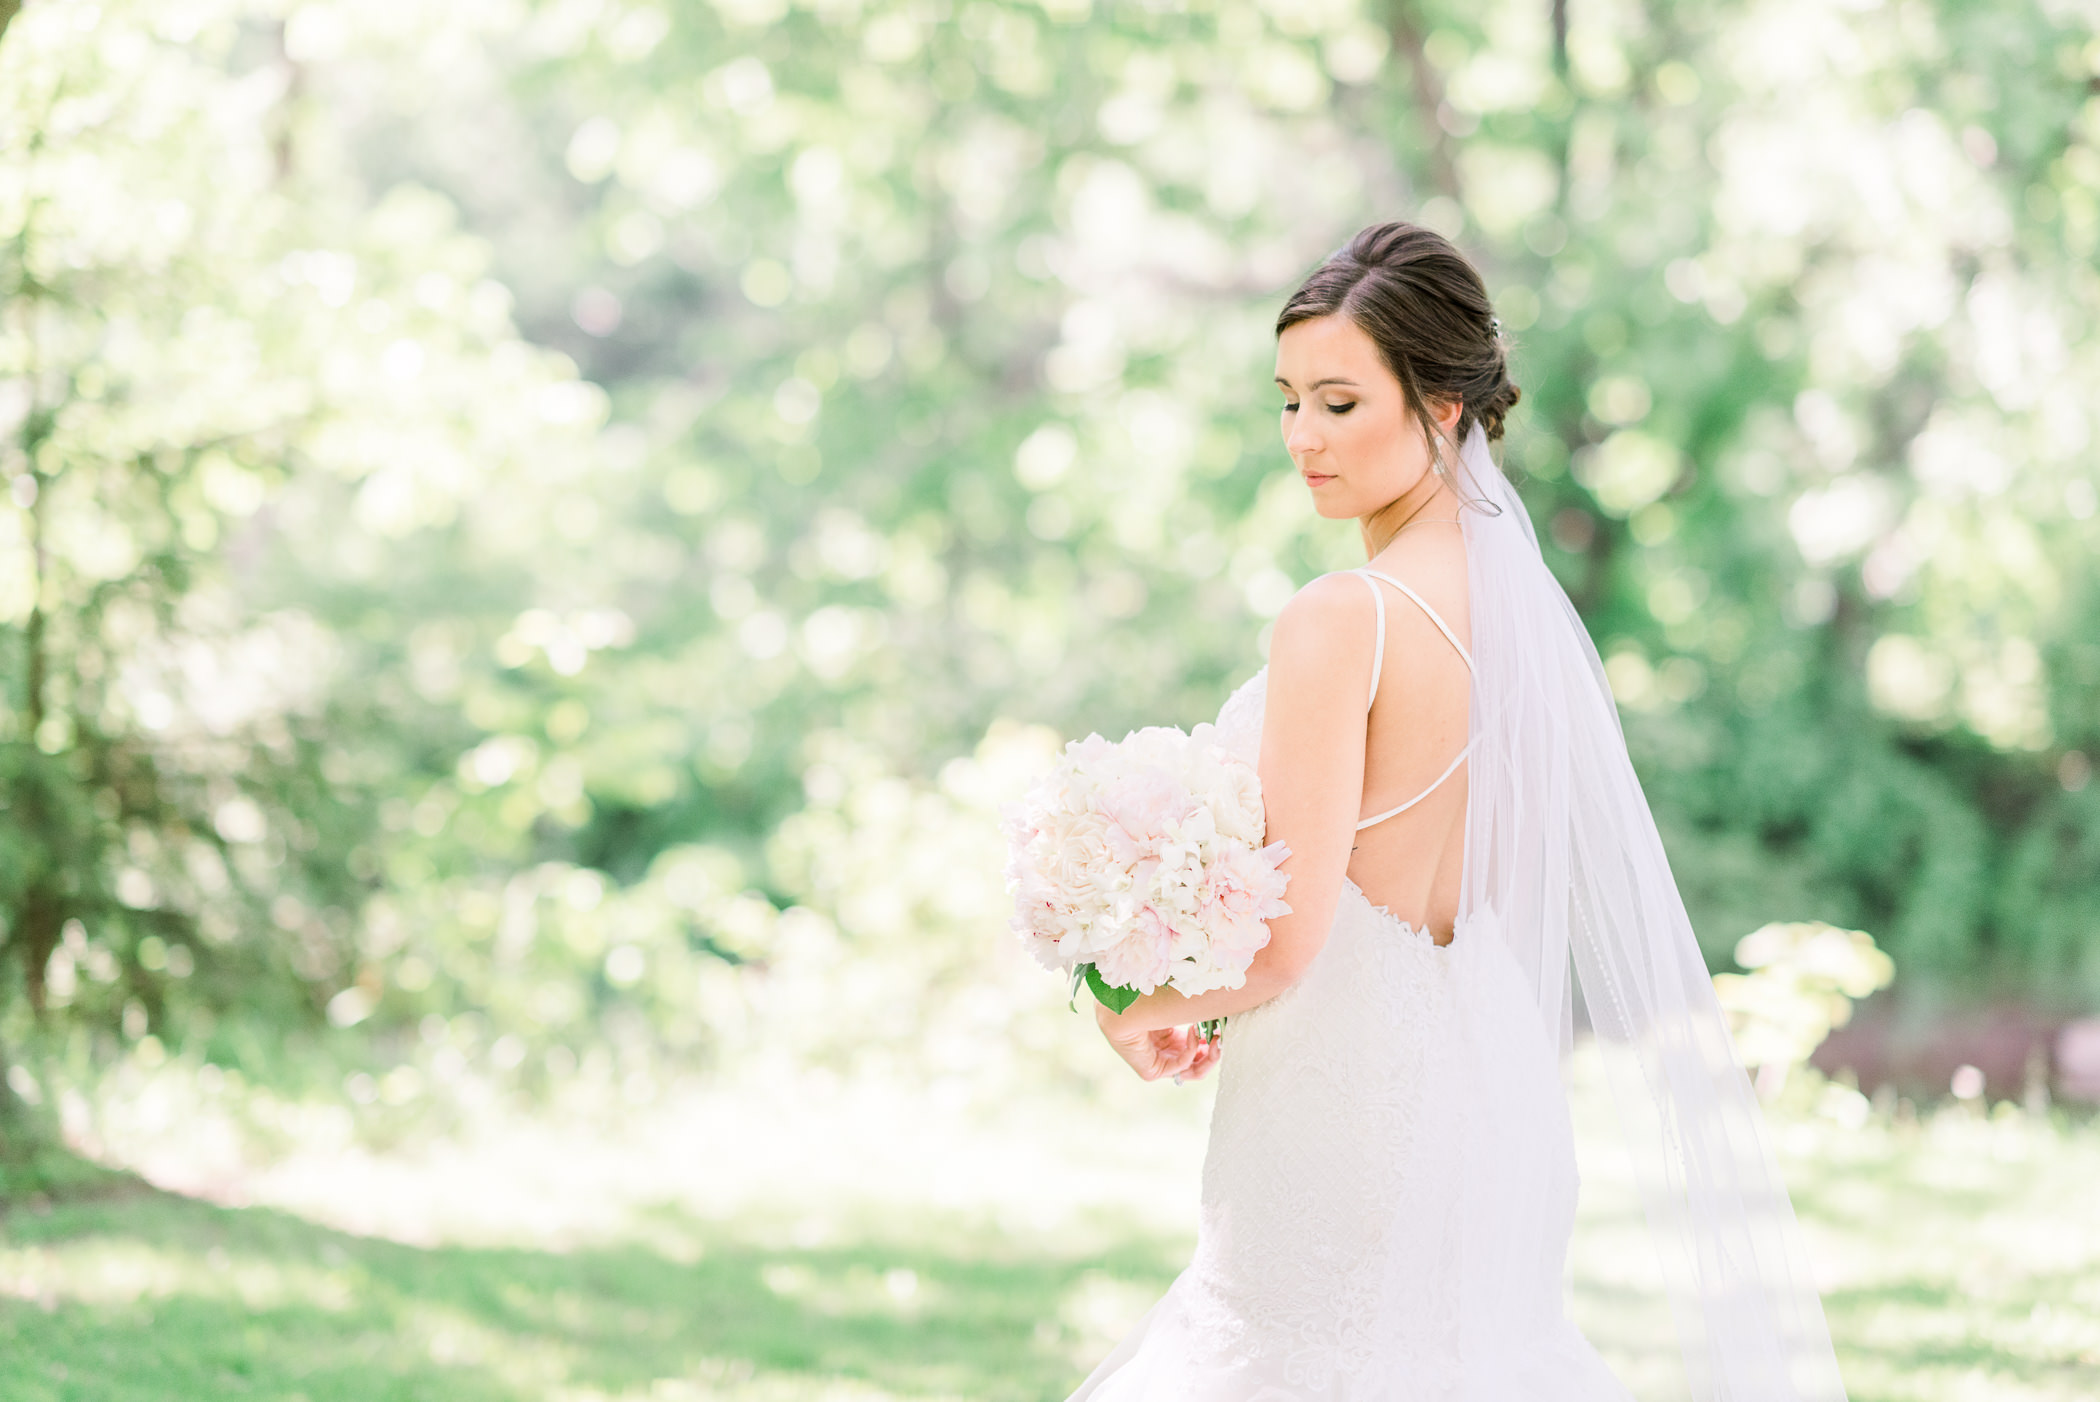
1069, 569, 1632, 1401
1070, 426, 1846, 1401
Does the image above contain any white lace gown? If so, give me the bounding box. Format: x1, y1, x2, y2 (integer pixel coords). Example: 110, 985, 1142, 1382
1068, 667, 1634, 1402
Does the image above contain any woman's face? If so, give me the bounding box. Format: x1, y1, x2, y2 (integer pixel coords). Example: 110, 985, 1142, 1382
1274, 314, 1457, 520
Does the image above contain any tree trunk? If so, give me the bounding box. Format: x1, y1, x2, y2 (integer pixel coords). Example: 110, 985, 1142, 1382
1383, 1, 1462, 201
19, 881, 60, 1014
0, 1042, 22, 1155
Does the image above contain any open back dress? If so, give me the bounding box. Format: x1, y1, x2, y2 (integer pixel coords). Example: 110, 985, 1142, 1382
1066, 566, 1634, 1402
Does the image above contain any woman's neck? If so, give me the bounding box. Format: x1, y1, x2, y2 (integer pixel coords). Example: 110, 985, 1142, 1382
1360, 473, 1459, 559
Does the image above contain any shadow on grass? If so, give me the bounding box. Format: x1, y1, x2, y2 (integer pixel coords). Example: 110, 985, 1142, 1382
1821, 1268, 2100, 1395
9, 1139, 2088, 1402
0, 1186, 1187, 1402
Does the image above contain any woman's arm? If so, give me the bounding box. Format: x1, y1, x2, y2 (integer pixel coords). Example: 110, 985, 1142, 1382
1098, 573, 1374, 1039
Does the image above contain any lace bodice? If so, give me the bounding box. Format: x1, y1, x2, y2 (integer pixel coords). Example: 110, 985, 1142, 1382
1213, 667, 1267, 769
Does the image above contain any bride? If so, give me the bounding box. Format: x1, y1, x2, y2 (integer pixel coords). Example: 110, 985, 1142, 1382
1069, 222, 1848, 1400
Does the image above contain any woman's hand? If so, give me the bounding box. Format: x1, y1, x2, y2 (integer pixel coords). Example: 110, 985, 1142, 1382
1096, 1003, 1223, 1082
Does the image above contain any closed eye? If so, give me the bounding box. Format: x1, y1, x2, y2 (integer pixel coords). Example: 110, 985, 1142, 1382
1327, 402, 1356, 415
1282, 401, 1300, 413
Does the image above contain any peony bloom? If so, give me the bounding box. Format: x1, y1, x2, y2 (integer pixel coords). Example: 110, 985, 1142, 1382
1002, 723, 1291, 1005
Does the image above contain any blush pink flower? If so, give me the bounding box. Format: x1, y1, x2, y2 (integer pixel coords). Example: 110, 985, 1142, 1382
1002, 724, 1291, 1003
1094, 903, 1176, 993
1098, 769, 1191, 863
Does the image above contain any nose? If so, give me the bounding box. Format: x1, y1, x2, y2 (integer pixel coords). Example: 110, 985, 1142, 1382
1285, 417, 1320, 461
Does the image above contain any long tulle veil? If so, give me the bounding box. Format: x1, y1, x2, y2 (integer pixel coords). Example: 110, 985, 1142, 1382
1453, 423, 1848, 1400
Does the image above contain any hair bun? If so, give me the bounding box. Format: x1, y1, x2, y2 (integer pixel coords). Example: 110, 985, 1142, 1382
1475, 378, 1520, 442
1277, 220, 1522, 452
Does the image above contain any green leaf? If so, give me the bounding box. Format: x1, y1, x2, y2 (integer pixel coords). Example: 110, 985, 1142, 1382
1083, 963, 1139, 1014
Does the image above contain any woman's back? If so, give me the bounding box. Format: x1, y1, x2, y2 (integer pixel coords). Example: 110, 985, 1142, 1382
1345, 523, 1474, 943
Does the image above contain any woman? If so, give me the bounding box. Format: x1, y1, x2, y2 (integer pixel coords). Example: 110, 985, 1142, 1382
1069, 223, 1847, 1400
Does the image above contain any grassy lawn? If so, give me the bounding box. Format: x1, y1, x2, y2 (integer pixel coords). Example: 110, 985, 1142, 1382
0, 1186, 1185, 1401
2, 1070, 2096, 1401
1785, 1107, 2100, 1401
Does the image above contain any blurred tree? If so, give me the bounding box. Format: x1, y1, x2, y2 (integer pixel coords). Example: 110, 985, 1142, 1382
396, 0, 2095, 1004
0, 0, 603, 1155
6, 0, 2100, 1156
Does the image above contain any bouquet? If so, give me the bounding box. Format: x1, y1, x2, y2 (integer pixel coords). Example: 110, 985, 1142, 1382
1001, 723, 1292, 1034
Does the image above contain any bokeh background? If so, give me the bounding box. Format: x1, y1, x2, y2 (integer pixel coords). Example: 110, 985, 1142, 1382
1, 0, 2098, 1397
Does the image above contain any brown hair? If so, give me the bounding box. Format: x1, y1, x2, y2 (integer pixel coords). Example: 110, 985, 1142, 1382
1276, 222, 1520, 482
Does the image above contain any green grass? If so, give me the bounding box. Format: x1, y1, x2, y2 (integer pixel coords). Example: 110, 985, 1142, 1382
0, 1182, 1187, 1402
2, 1085, 2097, 1401
1779, 1107, 2100, 1402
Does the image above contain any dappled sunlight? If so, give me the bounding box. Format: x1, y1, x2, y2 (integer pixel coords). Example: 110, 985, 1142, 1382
93, 1063, 1215, 1259
11, 1054, 2100, 1398
2, 1106, 1194, 1400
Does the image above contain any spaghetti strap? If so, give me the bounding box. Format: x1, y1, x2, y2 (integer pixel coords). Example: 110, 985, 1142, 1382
1354, 570, 1386, 711
1350, 566, 1473, 832
1355, 740, 1472, 831
1353, 568, 1474, 673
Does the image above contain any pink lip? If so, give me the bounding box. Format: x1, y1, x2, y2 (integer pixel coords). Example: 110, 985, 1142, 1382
1303, 473, 1335, 486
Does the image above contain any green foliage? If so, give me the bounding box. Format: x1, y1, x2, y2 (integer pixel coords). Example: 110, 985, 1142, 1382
415, 0, 2100, 1009
0, 1120, 125, 1203
0, 2, 607, 1092
3, 0, 2099, 1129
1082, 964, 1138, 1015
1714, 919, 1896, 1086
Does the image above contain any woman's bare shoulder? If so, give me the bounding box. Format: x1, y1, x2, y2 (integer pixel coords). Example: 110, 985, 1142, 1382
1267, 571, 1376, 684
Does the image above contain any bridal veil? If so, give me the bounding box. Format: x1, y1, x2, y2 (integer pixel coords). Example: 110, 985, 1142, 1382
1451, 422, 1848, 1400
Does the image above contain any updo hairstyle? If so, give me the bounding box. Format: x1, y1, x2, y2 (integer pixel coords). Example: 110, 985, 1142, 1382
1275, 221, 1520, 487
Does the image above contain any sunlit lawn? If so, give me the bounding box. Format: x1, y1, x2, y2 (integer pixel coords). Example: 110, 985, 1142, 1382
0, 1189, 1179, 1402
2, 1067, 2096, 1401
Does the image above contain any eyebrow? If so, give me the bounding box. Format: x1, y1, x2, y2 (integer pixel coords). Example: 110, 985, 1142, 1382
1274, 376, 1362, 391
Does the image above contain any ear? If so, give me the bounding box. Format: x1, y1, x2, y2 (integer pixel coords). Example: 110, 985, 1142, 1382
1429, 396, 1464, 434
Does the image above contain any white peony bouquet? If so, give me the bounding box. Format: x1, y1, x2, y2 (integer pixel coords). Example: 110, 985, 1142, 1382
1000, 723, 1292, 1026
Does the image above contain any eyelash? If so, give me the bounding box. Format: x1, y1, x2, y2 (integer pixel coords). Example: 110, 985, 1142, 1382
1282, 401, 1355, 415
